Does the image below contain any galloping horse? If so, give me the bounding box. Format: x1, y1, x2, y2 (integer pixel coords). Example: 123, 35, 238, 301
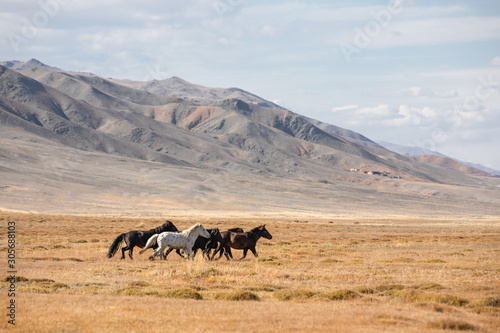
107, 221, 178, 260
191, 228, 224, 260
139, 223, 211, 260
208, 227, 244, 260
213, 225, 272, 260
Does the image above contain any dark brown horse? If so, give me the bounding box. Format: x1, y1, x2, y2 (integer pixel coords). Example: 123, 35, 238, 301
210, 227, 244, 260
213, 225, 272, 260
107, 221, 178, 260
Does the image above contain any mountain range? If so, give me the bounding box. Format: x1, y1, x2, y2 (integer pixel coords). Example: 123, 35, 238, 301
1, 59, 499, 217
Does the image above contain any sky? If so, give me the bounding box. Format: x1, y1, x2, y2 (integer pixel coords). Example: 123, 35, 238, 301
2, 0, 500, 170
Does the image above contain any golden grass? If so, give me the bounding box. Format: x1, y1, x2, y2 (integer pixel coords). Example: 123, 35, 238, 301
0, 212, 499, 332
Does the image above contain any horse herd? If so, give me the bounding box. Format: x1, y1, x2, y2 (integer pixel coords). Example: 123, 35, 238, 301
106, 221, 273, 261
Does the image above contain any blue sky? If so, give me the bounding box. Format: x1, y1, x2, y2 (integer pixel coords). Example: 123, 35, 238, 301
2, 0, 500, 169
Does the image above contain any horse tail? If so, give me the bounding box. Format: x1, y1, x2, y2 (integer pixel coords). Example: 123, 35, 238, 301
139, 234, 159, 255
107, 233, 125, 258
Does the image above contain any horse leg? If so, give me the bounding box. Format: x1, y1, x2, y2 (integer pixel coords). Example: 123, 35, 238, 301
159, 245, 165, 260
129, 247, 134, 260
203, 247, 212, 260
224, 246, 233, 260
163, 247, 174, 260
185, 248, 193, 260
240, 248, 248, 260
211, 245, 221, 260
250, 247, 258, 258
121, 246, 130, 260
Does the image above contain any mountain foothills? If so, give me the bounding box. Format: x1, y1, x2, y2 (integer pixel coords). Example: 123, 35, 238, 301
1, 59, 499, 217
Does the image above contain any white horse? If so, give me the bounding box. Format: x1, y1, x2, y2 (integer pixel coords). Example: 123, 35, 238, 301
139, 223, 210, 260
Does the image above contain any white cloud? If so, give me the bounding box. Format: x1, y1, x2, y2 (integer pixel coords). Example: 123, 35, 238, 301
491, 56, 500, 66
355, 104, 391, 117
331, 104, 358, 112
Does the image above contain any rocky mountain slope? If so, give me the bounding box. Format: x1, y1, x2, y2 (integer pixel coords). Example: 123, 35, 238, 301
1, 60, 499, 216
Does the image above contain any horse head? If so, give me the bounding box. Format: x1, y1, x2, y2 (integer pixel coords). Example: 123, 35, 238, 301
161, 220, 178, 232
210, 228, 223, 243
198, 224, 211, 239
188, 223, 210, 239
257, 225, 272, 240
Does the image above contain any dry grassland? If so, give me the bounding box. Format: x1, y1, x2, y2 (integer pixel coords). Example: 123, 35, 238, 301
1, 212, 499, 332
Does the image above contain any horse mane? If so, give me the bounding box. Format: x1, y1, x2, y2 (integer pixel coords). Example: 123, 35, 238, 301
150, 221, 174, 234
249, 225, 265, 233
182, 223, 202, 236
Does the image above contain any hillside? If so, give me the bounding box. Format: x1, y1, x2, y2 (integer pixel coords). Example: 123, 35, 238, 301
1, 60, 500, 217
411, 155, 492, 177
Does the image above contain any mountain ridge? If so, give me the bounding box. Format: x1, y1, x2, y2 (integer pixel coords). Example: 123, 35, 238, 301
1, 59, 499, 216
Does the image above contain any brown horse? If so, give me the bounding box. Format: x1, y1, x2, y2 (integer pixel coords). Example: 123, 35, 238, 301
214, 225, 272, 260
207, 227, 244, 260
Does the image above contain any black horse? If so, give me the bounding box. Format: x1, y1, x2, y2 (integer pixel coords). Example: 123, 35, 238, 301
191, 228, 224, 260
214, 225, 272, 260
107, 221, 179, 260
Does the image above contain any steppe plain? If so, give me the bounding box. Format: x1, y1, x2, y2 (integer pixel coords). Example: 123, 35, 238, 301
1, 212, 499, 332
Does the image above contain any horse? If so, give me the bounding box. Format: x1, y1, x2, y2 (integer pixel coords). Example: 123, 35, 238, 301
212, 226, 271, 260
107, 220, 179, 260
191, 228, 224, 260
209, 227, 244, 260
139, 223, 211, 260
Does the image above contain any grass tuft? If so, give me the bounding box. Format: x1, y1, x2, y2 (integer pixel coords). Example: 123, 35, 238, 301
167, 288, 203, 300
427, 319, 477, 331
214, 291, 260, 301
323, 289, 360, 301
274, 289, 317, 301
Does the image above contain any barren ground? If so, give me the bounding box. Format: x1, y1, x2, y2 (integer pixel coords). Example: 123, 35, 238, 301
1, 212, 499, 332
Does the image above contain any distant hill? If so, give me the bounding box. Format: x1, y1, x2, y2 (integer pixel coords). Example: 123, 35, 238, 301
377, 141, 446, 157
1, 59, 499, 216
410, 155, 492, 177
1, 58, 61, 71
378, 141, 500, 176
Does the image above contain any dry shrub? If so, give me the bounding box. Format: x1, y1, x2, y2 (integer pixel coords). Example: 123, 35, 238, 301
356, 287, 375, 295
128, 281, 150, 288
428, 294, 469, 307
477, 296, 500, 308
30, 278, 56, 283
167, 288, 203, 300
391, 289, 469, 307
322, 289, 360, 301
5, 276, 29, 282
413, 282, 444, 290
427, 319, 477, 331
375, 284, 405, 295
119, 288, 160, 296
214, 291, 260, 301
274, 289, 316, 301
